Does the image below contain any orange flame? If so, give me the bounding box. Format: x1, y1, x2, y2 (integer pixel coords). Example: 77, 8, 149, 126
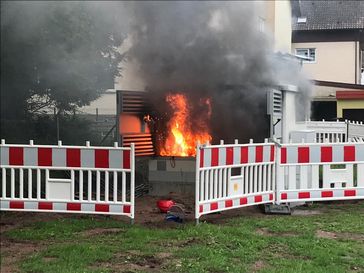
160, 93, 212, 157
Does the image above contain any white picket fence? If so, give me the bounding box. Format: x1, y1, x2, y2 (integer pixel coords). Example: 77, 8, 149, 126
348, 121, 364, 142
296, 120, 364, 143
0, 140, 135, 220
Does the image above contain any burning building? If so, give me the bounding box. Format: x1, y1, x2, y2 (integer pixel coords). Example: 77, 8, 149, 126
116, 86, 273, 195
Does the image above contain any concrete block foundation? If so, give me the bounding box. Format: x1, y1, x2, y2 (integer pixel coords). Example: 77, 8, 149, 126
148, 157, 196, 196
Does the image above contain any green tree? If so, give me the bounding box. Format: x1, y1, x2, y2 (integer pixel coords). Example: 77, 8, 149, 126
0, 1, 125, 142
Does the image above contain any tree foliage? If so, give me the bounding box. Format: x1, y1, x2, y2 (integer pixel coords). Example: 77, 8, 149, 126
1, 1, 125, 141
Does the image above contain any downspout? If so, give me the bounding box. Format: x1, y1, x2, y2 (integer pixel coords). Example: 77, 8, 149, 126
355, 41, 357, 84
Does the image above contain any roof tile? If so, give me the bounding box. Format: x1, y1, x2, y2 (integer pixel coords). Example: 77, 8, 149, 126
293, 1, 364, 31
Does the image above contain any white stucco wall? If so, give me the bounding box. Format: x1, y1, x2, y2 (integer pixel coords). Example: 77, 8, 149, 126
258, 0, 292, 53
79, 91, 116, 115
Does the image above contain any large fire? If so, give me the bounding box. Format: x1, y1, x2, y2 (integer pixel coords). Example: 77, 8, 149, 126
159, 93, 212, 157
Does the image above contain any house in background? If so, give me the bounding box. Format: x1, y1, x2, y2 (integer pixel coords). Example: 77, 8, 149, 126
336, 90, 364, 121
291, 0, 364, 121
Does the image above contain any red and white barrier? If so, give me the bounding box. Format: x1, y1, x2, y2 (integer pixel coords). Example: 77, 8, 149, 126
199, 193, 274, 215
196, 140, 276, 220
199, 144, 275, 168
0, 200, 131, 214
0, 140, 135, 220
280, 144, 364, 164
0, 141, 131, 170
276, 142, 364, 204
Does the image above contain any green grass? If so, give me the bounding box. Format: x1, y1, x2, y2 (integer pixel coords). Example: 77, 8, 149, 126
2, 201, 364, 273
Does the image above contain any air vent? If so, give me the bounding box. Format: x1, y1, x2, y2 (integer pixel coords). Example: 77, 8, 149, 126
267, 89, 282, 117
117, 90, 150, 114
122, 133, 154, 156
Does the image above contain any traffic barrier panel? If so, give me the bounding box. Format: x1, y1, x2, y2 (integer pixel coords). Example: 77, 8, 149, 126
276, 141, 364, 204
195, 139, 276, 220
0, 139, 135, 220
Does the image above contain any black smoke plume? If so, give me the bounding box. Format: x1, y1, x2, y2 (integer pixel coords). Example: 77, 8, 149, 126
125, 2, 311, 144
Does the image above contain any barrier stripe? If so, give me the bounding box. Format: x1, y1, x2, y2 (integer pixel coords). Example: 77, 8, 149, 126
226, 147, 233, 165
255, 146, 263, 162
0, 200, 132, 215
225, 200, 233, 208
38, 202, 53, 210
95, 149, 109, 168
1, 146, 132, 170
344, 190, 356, 197
9, 147, 23, 166
95, 204, 109, 212
10, 200, 24, 209
24, 147, 36, 166
211, 148, 219, 167
254, 195, 263, 202
210, 202, 218, 211
280, 144, 364, 164
81, 149, 94, 168
67, 203, 81, 211
241, 147, 248, 164
199, 144, 275, 168
52, 148, 66, 166
344, 146, 355, 161
123, 150, 131, 169
298, 147, 309, 163
199, 148, 204, 168
198, 192, 274, 216
67, 148, 81, 167
322, 191, 333, 198
321, 146, 332, 162
270, 146, 275, 161
298, 192, 310, 199
279, 188, 364, 202
281, 147, 287, 164
38, 148, 52, 166
0, 147, 9, 165
123, 205, 131, 213
240, 197, 248, 205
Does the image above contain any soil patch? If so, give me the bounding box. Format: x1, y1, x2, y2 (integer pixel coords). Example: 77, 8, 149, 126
252, 260, 265, 272
0, 237, 44, 273
316, 230, 337, 239
292, 209, 322, 216
81, 227, 124, 237
90, 251, 167, 273
155, 237, 201, 248
316, 230, 364, 241
256, 228, 298, 237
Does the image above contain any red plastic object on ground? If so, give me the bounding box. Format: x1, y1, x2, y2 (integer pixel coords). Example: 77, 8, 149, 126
157, 200, 175, 213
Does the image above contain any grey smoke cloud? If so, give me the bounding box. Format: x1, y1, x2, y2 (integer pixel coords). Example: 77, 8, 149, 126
1, 1, 128, 113
1, 1, 311, 144
123, 1, 312, 143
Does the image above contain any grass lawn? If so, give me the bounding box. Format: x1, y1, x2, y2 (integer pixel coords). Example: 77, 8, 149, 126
1, 202, 364, 273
